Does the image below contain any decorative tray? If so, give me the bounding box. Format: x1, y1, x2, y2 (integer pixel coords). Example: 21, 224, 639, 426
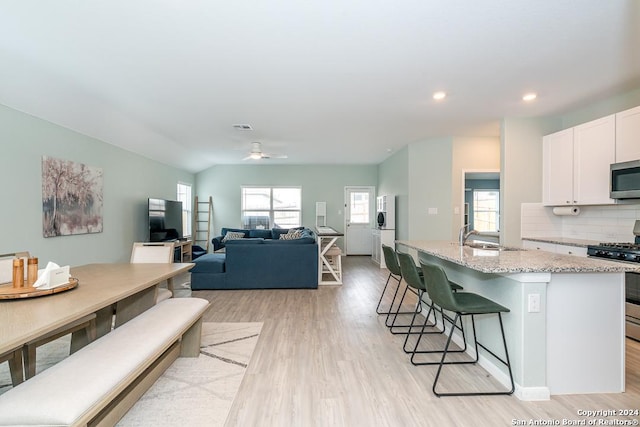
0, 277, 79, 300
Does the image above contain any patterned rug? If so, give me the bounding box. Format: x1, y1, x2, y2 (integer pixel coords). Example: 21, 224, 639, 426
0, 322, 262, 426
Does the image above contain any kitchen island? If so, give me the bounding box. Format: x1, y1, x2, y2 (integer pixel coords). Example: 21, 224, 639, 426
396, 240, 639, 401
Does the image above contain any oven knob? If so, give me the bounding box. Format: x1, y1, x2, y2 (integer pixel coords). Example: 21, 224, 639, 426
635, 255, 640, 262
617, 253, 627, 260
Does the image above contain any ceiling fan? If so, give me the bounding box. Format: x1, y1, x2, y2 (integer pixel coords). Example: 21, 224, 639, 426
243, 142, 288, 160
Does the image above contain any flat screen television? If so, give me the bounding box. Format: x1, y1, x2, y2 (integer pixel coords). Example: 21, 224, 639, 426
148, 198, 183, 242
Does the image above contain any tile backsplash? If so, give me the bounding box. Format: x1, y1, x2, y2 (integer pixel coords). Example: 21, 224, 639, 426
521, 202, 640, 242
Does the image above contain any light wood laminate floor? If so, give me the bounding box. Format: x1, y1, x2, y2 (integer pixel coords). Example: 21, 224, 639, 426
195, 256, 640, 427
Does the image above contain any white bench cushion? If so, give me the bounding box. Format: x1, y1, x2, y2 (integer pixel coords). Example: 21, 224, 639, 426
0, 297, 209, 426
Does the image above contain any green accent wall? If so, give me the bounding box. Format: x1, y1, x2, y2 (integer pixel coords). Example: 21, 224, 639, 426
560, 87, 640, 129
4, 85, 639, 267
409, 138, 453, 240
500, 117, 559, 246
377, 147, 409, 240
378, 137, 500, 242
0, 104, 194, 266
195, 164, 378, 243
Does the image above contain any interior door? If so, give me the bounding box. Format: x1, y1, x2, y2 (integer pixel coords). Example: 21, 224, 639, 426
344, 187, 374, 255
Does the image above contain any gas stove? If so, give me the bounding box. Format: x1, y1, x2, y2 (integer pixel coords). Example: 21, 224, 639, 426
591, 221, 640, 341
587, 242, 640, 263
588, 221, 640, 264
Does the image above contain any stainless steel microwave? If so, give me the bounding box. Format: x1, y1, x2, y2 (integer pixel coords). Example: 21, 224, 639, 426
611, 159, 640, 199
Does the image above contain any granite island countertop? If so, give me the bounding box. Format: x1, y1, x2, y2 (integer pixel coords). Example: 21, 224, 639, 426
396, 240, 640, 274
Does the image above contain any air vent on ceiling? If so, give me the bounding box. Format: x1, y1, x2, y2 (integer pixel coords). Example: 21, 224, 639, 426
232, 124, 253, 131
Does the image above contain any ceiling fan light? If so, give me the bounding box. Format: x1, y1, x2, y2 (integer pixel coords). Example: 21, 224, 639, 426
433, 91, 447, 100
249, 152, 262, 160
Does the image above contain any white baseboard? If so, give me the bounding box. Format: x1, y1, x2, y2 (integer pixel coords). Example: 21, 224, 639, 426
514, 386, 551, 401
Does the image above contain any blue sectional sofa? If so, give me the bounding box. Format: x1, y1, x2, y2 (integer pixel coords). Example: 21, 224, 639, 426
190, 227, 318, 290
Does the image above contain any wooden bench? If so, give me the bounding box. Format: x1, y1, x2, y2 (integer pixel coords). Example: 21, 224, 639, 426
0, 297, 210, 427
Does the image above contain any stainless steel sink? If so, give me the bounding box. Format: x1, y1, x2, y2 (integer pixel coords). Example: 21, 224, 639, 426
464, 242, 520, 251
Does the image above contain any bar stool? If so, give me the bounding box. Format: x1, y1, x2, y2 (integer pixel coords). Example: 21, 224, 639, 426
420, 262, 515, 397
379, 245, 422, 334
396, 252, 465, 361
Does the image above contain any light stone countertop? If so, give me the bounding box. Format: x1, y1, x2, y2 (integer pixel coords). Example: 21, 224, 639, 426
396, 240, 640, 274
520, 236, 601, 248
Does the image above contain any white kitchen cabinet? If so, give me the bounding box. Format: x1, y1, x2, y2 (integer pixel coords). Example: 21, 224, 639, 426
554, 244, 587, 257
615, 105, 640, 163
372, 229, 381, 264
542, 115, 615, 206
522, 240, 557, 252
573, 115, 615, 205
521, 240, 587, 257
543, 128, 574, 206
372, 228, 395, 268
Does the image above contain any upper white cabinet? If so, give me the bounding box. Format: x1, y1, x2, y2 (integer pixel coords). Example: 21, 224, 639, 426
543, 115, 615, 206
615, 105, 640, 163
543, 128, 574, 205
573, 115, 615, 205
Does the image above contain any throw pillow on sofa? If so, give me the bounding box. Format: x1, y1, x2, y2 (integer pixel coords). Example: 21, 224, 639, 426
223, 231, 245, 242
279, 229, 302, 240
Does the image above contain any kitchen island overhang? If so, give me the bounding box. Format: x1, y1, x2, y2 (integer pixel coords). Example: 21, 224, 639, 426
396, 240, 638, 401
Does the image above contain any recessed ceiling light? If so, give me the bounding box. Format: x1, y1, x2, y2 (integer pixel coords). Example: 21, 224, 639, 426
433, 91, 447, 100
522, 93, 537, 102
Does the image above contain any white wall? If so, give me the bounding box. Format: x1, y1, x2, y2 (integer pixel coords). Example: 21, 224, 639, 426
0, 104, 194, 266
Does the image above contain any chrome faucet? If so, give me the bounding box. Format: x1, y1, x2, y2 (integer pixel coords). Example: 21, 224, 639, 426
458, 224, 479, 246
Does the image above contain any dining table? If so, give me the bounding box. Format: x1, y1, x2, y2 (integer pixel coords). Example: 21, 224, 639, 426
0, 262, 195, 357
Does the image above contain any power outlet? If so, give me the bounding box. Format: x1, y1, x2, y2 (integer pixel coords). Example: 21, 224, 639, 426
528, 294, 541, 313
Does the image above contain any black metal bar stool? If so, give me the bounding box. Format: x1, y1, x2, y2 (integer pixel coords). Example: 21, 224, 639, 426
378, 245, 422, 334
420, 262, 515, 397
396, 252, 466, 362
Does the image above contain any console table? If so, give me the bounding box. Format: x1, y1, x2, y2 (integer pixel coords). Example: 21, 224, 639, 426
174, 240, 192, 262
315, 227, 343, 285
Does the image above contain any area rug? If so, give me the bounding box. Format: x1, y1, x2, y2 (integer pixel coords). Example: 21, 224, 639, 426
0, 322, 262, 426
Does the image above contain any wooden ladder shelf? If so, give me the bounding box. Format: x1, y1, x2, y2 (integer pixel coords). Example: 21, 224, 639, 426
193, 196, 213, 253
